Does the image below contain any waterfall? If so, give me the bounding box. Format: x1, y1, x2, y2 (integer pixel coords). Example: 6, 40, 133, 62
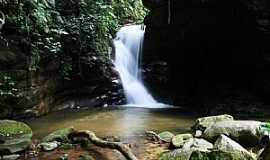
113, 25, 161, 107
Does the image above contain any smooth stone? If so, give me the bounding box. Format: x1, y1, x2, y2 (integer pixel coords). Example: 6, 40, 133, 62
194, 130, 203, 138
214, 134, 256, 159
182, 138, 213, 151
192, 114, 234, 131
172, 134, 193, 148
159, 138, 213, 160
39, 141, 60, 151
203, 120, 262, 147
159, 136, 256, 160
2, 154, 20, 160
158, 131, 175, 143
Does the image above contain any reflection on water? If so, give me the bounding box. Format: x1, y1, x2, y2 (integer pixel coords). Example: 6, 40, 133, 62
26, 107, 195, 138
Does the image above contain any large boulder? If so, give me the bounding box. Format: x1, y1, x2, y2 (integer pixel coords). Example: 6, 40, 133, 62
213, 134, 256, 159
203, 120, 262, 147
192, 114, 234, 131
0, 120, 32, 154
159, 138, 213, 160
159, 136, 256, 160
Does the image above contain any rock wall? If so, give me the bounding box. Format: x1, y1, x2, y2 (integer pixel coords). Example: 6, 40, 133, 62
0, 0, 145, 118
142, 0, 270, 110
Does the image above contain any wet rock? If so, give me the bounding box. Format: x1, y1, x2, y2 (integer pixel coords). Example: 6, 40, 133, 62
42, 128, 75, 143
171, 134, 193, 148
159, 136, 256, 160
207, 150, 256, 160
59, 143, 73, 150
0, 120, 32, 154
182, 138, 214, 151
2, 154, 20, 160
39, 141, 60, 151
214, 134, 255, 159
159, 148, 196, 160
158, 131, 175, 143
194, 130, 203, 138
192, 114, 234, 131
203, 120, 262, 147
258, 135, 270, 160
159, 138, 213, 160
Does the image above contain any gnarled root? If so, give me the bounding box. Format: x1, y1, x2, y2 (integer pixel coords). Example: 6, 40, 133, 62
69, 130, 138, 160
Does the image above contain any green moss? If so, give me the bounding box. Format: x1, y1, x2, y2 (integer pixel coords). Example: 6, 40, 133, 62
159, 151, 188, 160
208, 151, 255, 160
158, 131, 175, 142
59, 143, 73, 150
159, 150, 256, 160
42, 128, 75, 143
0, 120, 32, 137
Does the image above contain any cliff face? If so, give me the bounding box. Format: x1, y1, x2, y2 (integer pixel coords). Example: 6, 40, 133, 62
142, 0, 270, 109
0, 0, 146, 118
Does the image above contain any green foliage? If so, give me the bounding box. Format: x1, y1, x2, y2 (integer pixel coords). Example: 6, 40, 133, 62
0, 0, 147, 115
0, 75, 18, 98
260, 122, 270, 132
112, 0, 148, 25
1, 0, 147, 80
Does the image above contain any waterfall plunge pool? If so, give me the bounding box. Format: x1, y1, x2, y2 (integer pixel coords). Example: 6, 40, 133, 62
26, 107, 196, 139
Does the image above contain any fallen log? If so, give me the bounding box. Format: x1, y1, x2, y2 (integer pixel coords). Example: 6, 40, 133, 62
69, 130, 138, 160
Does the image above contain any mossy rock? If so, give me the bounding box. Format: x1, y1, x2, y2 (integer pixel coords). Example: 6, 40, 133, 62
172, 134, 193, 148
0, 120, 32, 137
207, 151, 256, 160
159, 150, 255, 160
59, 143, 73, 150
0, 120, 32, 153
192, 114, 234, 131
203, 120, 261, 147
42, 128, 75, 143
158, 131, 175, 143
159, 149, 193, 160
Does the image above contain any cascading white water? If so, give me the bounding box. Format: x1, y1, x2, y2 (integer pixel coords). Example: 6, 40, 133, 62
113, 25, 161, 107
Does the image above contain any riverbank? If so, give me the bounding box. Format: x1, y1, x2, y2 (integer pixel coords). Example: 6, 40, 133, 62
1, 113, 270, 160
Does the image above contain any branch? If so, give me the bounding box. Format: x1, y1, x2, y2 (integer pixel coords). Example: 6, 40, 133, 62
69, 130, 138, 160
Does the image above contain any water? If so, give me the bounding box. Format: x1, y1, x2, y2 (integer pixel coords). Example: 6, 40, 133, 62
114, 25, 162, 107
27, 108, 195, 138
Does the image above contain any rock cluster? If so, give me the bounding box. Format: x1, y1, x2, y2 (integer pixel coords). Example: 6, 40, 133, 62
157, 114, 270, 160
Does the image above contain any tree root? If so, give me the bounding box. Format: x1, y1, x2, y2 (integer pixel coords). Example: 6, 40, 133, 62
69, 130, 138, 160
